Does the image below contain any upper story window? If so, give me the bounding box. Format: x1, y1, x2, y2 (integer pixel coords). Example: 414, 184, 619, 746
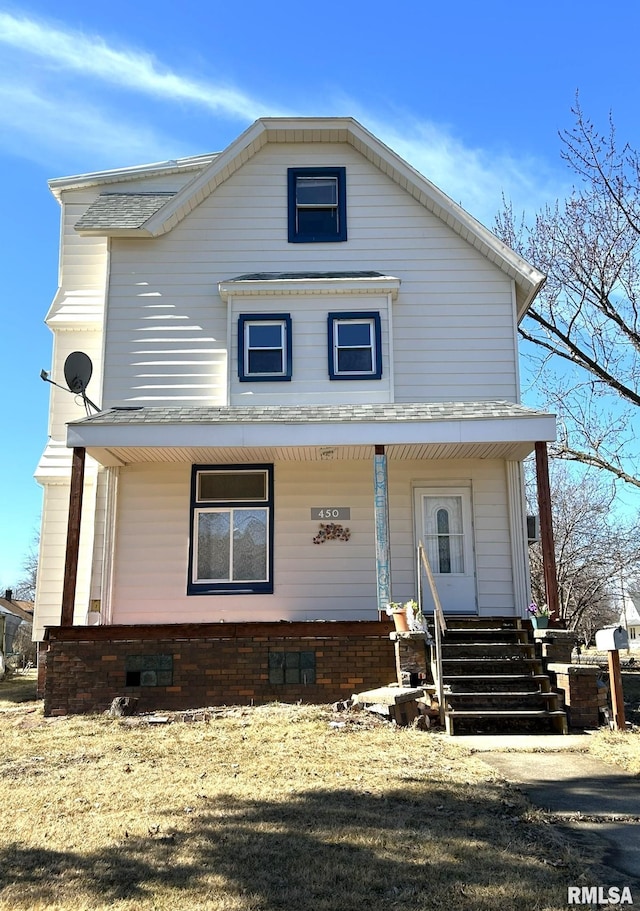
327, 312, 382, 380
288, 167, 347, 243
238, 314, 292, 382
189, 464, 274, 595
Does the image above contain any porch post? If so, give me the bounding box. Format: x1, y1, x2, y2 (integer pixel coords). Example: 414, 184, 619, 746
373, 445, 392, 613
60, 446, 86, 627
534, 441, 560, 622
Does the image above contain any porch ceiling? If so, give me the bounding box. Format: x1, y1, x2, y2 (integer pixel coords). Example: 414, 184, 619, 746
67, 402, 556, 467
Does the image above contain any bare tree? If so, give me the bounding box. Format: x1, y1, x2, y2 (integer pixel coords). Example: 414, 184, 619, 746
497, 98, 640, 489
10, 621, 37, 667
526, 463, 639, 643
13, 537, 39, 602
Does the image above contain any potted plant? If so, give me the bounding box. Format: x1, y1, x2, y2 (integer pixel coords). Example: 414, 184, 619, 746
385, 599, 428, 633
527, 601, 550, 630
386, 601, 410, 632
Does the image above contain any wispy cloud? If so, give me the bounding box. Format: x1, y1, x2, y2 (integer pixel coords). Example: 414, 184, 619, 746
361, 112, 567, 226
0, 11, 287, 120
0, 79, 180, 169
0, 10, 564, 219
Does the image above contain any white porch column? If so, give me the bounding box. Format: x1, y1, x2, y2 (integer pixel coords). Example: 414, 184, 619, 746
98, 466, 119, 625
374, 445, 392, 612
506, 460, 530, 616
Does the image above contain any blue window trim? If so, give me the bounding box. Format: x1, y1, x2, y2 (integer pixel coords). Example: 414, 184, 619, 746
327, 311, 383, 380
287, 167, 347, 243
238, 313, 292, 382
188, 463, 274, 595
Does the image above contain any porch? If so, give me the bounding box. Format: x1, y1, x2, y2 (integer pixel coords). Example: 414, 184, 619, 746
57, 401, 558, 630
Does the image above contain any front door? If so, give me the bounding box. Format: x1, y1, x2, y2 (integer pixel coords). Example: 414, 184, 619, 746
414, 486, 477, 614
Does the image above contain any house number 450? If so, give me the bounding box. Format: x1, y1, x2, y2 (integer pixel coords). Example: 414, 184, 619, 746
310, 507, 350, 520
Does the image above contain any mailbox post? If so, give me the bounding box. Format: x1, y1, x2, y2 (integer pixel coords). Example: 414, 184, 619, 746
595, 627, 629, 732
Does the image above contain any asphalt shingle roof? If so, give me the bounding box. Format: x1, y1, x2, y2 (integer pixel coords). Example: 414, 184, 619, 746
72, 401, 551, 427
75, 192, 176, 230
224, 271, 390, 282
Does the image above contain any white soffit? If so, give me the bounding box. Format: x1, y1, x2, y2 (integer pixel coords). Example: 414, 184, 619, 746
83, 441, 540, 467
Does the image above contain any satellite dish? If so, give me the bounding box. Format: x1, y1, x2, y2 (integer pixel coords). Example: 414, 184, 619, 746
64, 351, 93, 394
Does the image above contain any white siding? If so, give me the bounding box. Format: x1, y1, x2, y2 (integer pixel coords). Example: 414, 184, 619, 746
229, 293, 391, 405
46, 189, 107, 326
44, 328, 104, 444
102, 143, 518, 407
108, 458, 515, 624
33, 476, 98, 638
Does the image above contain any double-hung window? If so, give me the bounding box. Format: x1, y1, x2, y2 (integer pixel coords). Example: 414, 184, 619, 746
238, 314, 292, 381
288, 167, 347, 243
189, 465, 274, 594
327, 312, 382, 380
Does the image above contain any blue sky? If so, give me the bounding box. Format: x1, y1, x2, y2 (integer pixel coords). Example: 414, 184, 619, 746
1, 0, 640, 587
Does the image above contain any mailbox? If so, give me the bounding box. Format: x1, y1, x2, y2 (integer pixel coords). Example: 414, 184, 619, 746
595, 626, 629, 651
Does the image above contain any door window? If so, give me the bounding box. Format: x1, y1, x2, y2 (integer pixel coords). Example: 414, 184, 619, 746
423, 496, 465, 574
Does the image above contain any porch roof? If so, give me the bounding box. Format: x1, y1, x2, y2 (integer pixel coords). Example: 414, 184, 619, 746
67, 401, 556, 465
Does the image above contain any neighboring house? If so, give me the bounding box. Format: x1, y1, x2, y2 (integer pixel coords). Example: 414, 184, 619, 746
0, 590, 34, 660
34, 117, 555, 712
620, 592, 640, 648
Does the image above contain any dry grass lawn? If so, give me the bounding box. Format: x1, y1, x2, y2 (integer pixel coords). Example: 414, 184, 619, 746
0, 672, 635, 911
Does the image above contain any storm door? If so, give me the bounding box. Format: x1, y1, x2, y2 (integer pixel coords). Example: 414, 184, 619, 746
414, 487, 477, 613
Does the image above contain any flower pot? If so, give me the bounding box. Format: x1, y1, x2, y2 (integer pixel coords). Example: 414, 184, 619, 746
531, 616, 548, 630
391, 609, 409, 633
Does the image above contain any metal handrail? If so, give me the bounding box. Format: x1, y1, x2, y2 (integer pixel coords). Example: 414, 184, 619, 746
418, 541, 447, 724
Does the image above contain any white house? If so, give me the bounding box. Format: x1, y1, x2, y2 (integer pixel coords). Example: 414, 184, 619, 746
34, 118, 557, 711
620, 592, 640, 648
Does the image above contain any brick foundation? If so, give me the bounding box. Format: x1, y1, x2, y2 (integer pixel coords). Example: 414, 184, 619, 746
547, 662, 608, 729
533, 629, 575, 665
41, 621, 397, 716
390, 631, 430, 686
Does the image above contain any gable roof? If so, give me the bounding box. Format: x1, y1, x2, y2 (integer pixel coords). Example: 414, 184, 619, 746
58, 117, 545, 318
0, 597, 34, 623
